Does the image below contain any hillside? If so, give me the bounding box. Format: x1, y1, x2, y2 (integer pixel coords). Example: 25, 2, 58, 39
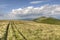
33, 17, 60, 25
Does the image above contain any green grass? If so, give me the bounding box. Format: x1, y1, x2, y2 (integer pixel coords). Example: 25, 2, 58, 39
33, 17, 60, 25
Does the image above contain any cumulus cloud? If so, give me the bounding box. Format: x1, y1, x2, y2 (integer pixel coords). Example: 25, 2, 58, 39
9, 4, 60, 19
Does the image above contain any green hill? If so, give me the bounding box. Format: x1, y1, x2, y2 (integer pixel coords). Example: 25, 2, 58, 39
33, 16, 60, 25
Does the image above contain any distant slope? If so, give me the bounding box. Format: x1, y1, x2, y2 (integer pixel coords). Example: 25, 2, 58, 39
33, 17, 60, 25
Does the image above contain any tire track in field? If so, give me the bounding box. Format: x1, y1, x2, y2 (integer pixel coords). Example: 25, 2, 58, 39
4, 22, 10, 40
13, 22, 27, 40
11, 22, 18, 40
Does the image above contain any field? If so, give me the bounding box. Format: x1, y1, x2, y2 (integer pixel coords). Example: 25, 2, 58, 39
0, 20, 60, 40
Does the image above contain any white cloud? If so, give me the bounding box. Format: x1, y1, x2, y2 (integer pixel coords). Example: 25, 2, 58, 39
9, 4, 60, 19
30, 1, 43, 4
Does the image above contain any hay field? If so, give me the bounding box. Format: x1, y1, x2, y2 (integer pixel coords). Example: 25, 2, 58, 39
0, 20, 60, 40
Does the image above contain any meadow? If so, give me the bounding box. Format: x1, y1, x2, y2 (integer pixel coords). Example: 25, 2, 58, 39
0, 20, 60, 40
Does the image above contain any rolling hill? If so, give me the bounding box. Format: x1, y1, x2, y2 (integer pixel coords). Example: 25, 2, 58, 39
33, 16, 60, 25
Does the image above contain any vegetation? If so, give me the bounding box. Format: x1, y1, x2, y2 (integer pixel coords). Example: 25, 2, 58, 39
0, 20, 60, 40
33, 16, 60, 25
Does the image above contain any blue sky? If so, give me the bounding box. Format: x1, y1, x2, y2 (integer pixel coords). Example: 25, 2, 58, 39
0, 0, 60, 19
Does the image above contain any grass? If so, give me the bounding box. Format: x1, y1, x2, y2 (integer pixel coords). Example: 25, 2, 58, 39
0, 20, 60, 40
33, 17, 60, 25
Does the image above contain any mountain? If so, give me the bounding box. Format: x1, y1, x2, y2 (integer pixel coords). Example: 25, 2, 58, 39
33, 16, 60, 25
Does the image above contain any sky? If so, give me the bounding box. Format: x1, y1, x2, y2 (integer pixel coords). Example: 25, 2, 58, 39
0, 0, 60, 20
